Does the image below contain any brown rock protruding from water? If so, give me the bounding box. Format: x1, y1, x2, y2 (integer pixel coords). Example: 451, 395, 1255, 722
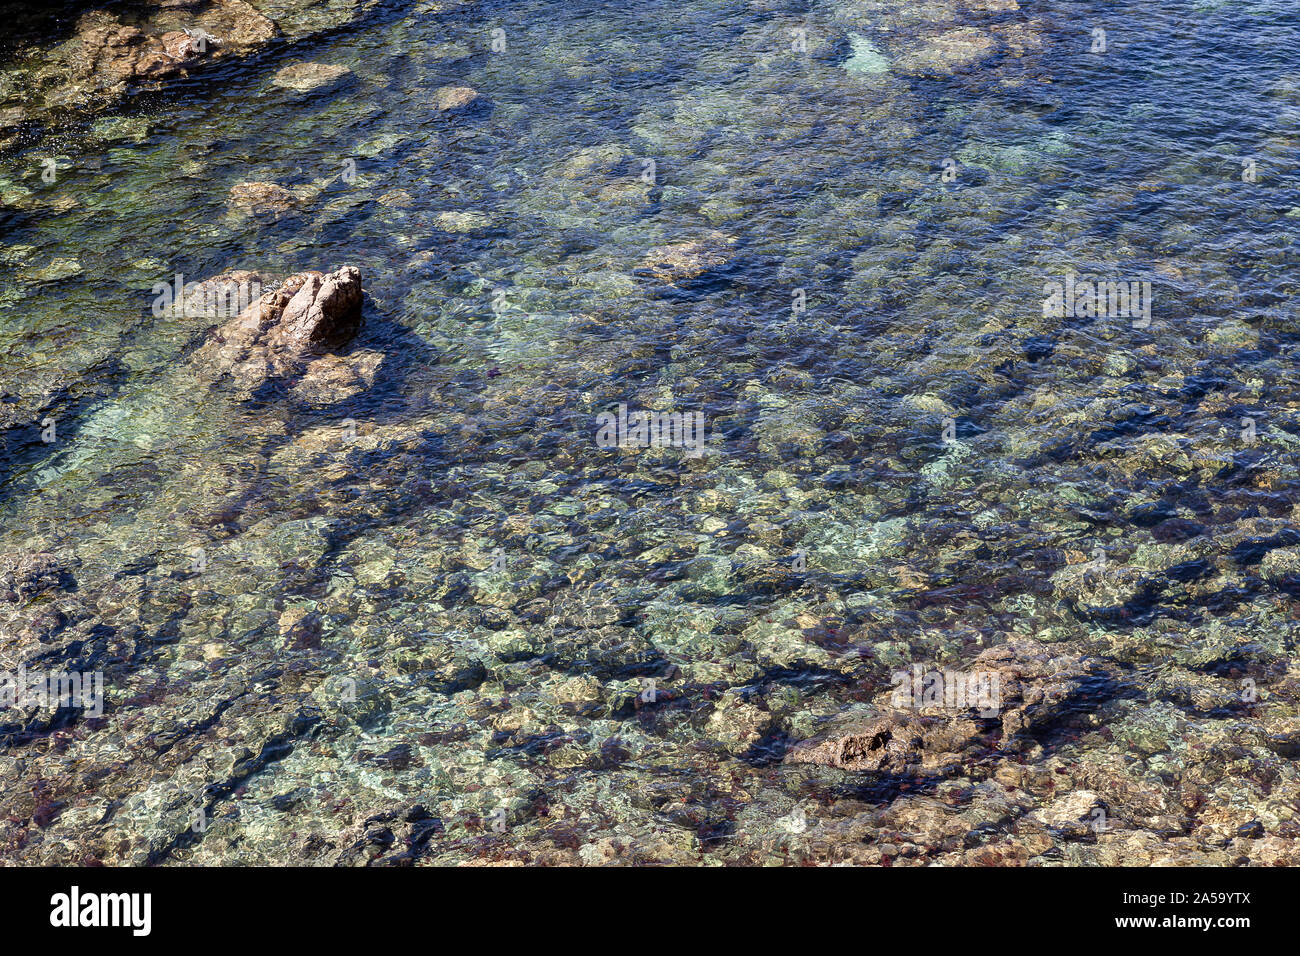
59, 2, 276, 103
270, 267, 364, 350
192, 265, 365, 395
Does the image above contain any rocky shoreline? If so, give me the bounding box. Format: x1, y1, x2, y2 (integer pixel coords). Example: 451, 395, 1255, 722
0, 0, 413, 152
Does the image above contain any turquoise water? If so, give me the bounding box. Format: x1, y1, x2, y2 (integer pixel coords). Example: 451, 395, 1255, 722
1, 0, 1299, 864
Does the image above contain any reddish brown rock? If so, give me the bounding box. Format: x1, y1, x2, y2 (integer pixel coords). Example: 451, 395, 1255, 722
270, 268, 364, 351
0, 1, 280, 146
192, 266, 365, 396
58, 1, 274, 99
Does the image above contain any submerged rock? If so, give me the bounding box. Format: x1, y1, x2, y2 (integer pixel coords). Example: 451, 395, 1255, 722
844, 33, 890, 75
432, 85, 485, 112
227, 181, 303, 215
0, 551, 71, 603
428, 41, 472, 61
194, 0, 279, 49
595, 179, 651, 206
272, 61, 353, 92
433, 210, 493, 232
637, 231, 736, 284
378, 189, 415, 208
192, 265, 365, 394
90, 114, 152, 142
548, 144, 631, 180
784, 710, 984, 775
163, 269, 276, 320
26, 257, 84, 283
0, 107, 28, 150
525, 143, 651, 220
1051, 559, 1150, 608
896, 27, 997, 75
291, 350, 384, 404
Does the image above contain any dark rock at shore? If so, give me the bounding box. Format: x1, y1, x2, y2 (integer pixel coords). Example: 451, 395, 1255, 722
0, 0, 393, 151
40, 3, 275, 110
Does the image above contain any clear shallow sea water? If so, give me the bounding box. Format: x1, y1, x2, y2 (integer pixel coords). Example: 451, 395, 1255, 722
0, 0, 1299, 864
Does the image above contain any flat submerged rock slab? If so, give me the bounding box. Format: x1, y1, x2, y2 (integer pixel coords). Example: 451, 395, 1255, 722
895, 26, 998, 75
272, 61, 354, 92
844, 33, 891, 75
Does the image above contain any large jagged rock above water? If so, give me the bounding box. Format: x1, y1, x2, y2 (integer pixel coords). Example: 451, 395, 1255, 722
191, 265, 366, 394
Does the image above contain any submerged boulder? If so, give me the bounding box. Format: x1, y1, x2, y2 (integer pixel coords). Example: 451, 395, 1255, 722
784, 710, 984, 775
547, 144, 632, 181
0, 107, 27, 151
843, 33, 890, 75
637, 231, 736, 284
0, 551, 71, 604
227, 181, 302, 215
158, 269, 274, 320
272, 61, 353, 93
432, 85, 485, 111
433, 210, 493, 232
895, 27, 997, 75
291, 350, 384, 404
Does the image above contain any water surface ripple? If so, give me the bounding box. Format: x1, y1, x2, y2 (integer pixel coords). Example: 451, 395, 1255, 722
0, 0, 1298, 865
